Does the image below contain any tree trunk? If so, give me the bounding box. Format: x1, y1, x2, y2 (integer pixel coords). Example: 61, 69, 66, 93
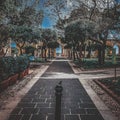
72, 46, 76, 61
3, 47, 9, 57
98, 45, 102, 65
84, 45, 86, 58
48, 48, 51, 59
73, 50, 75, 60
17, 42, 25, 55
87, 47, 91, 58
70, 50, 73, 59
45, 48, 47, 61
19, 47, 23, 55
101, 41, 106, 65
68, 50, 71, 59
75, 51, 79, 60
41, 47, 43, 58
87, 42, 91, 58
101, 30, 108, 65
79, 43, 83, 59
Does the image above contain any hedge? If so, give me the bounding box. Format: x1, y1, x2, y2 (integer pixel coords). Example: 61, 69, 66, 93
0, 55, 30, 82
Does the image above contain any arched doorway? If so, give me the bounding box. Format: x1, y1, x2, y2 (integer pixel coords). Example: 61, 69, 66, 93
56, 45, 62, 56
113, 44, 119, 55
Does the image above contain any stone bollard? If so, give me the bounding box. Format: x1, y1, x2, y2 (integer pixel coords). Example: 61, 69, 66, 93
55, 81, 63, 120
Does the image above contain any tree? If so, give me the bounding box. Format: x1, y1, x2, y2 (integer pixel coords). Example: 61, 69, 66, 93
0, 0, 44, 56
0, 0, 17, 23
47, 41, 59, 58
10, 24, 42, 56
25, 46, 36, 56
65, 19, 97, 60
0, 24, 12, 57
41, 29, 57, 60
89, 0, 120, 65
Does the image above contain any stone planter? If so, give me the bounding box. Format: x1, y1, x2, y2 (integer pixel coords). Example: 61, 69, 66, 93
18, 71, 25, 80
0, 77, 10, 91
9, 74, 19, 85
24, 68, 30, 76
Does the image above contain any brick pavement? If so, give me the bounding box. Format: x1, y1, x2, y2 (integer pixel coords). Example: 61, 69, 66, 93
8, 60, 104, 120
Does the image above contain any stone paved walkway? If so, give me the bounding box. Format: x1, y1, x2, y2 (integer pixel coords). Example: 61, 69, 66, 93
8, 60, 104, 120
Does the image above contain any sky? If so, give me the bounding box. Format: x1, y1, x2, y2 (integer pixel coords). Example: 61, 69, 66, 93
41, 16, 52, 28
115, 0, 120, 3
39, 0, 54, 28
40, 0, 120, 28
40, 0, 73, 28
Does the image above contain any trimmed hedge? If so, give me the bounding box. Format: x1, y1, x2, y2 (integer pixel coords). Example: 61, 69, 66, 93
74, 59, 120, 70
0, 55, 30, 82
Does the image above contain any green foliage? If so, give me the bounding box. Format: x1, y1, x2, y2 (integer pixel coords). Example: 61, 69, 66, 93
0, 55, 29, 81
0, 0, 16, 22
41, 29, 57, 42
10, 25, 32, 41
25, 46, 36, 55
75, 59, 120, 70
0, 56, 17, 81
0, 24, 11, 50
10, 25, 41, 46
47, 41, 59, 48
17, 55, 30, 72
18, 6, 43, 26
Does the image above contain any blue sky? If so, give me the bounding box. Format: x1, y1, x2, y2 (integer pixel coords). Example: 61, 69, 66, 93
115, 0, 120, 3
41, 16, 52, 28
41, 0, 120, 28
39, 0, 54, 28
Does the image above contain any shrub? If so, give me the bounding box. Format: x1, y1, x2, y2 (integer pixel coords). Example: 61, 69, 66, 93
17, 55, 30, 72
0, 55, 30, 81
0, 56, 15, 81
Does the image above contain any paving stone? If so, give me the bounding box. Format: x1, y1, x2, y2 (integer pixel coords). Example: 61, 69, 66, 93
36, 103, 50, 108
79, 103, 96, 109
39, 108, 55, 114
17, 103, 35, 108
65, 115, 80, 120
47, 114, 64, 120
20, 98, 33, 103
80, 115, 104, 120
32, 98, 46, 103
49, 102, 55, 107
61, 108, 70, 114
80, 99, 93, 103
86, 108, 100, 115
23, 95, 40, 99
40, 95, 51, 99
10, 108, 22, 115
71, 108, 86, 114
21, 108, 39, 114
65, 103, 80, 109
48, 98, 55, 102
47, 114, 55, 120
42, 61, 74, 75
31, 114, 46, 120
8, 115, 22, 120
21, 115, 31, 120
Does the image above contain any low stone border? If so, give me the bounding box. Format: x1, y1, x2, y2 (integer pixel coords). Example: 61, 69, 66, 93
94, 79, 120, 105
88, 80, 120, 120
